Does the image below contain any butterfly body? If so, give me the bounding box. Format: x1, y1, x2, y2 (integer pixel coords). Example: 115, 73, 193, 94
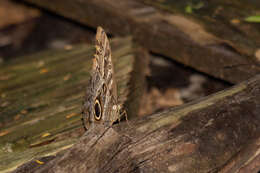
82, 27, 125, 130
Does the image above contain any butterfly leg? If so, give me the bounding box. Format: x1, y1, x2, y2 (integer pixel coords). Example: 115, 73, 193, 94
119, 106, 131, 127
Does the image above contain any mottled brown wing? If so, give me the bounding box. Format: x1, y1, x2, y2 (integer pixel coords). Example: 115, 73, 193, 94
82, 27, 120, 130
95, 27, 118, 100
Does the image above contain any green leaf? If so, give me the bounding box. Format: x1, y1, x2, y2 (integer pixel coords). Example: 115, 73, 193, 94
244, 15, 260, 23
185, 5, 193, 14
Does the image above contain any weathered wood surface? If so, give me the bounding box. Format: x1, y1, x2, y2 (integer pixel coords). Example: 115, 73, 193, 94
219, 136, 260, 173
0, 37, 147, 172
23, 0, 260, 83
13, 75, 260, 173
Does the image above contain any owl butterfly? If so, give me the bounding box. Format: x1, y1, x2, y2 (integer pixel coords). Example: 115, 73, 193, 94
82, 27, 126, 130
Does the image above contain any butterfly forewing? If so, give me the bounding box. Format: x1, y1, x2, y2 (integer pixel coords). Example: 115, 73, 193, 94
82, 27, 124, 130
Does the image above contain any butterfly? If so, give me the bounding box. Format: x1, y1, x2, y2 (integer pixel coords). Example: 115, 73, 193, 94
82, 27, 127, 130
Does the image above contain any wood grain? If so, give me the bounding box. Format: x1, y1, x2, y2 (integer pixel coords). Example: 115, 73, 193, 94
0, 37, 146, 172
13, 75, 260, 173
23, 0, 260, 83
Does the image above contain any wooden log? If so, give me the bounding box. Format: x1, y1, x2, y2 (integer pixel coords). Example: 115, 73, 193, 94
0, 37, 147, 172
23, 0, 260, 83
13, 75, 260, 173
219, 136, 260, 173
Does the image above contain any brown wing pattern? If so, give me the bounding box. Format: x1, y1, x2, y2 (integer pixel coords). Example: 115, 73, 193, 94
82, 27, 121, 130
95, 27, 118, 101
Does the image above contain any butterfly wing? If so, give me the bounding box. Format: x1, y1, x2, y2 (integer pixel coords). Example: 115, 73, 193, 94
95, 27, 118, 101
82, 27, 120, 130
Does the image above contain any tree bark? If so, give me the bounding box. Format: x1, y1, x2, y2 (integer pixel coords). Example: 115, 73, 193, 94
13, 75, 260, 173
23, 0, 260, 83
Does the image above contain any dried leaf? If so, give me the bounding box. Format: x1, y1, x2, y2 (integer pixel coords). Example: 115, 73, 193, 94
0, 130, 9, 137
41, 132, 51, 138
40, 68, 48, 74
231, 19, 240, 24
66, 112, 78, 119
21, 109, 28, 114
63, 74, 71, 81
35, 160, 44, 165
